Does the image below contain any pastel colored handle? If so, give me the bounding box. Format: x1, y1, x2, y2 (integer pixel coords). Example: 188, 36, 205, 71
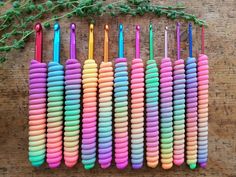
46, 62, 64, 168
145, 59, 159, 168
186, 57, 198, 170
98, 61, 114, 169
160, 57, 173, 170
131, 58, 144, 169
173, 59, 186, 166
64, 58, 81, 167
28, 59, 47, 167
82, 59, 98, 170
197, 54, 209, 168
114, 57, 129, 169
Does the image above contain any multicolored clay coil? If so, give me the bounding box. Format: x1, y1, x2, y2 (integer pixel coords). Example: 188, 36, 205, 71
186, 23, 198, 170
160, 27, 174, 170
173, 23, 186, 166
98, 25, 114, 169
46, 23, 64, 168
28, 23, 46, 167
81, 24, 98, 170
114, 24, 129, 169
145, 24, 159, 168
64, 23, 81, 167
131, 25, 145, 169
197, 26, 209, 168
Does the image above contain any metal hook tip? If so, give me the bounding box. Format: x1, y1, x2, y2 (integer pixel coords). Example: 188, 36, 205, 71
136, 25, 140, 31
119, 24, 123, 31
35, 23, 42, 32
105, 24, 109, 31
165, 26, 168, 30
54, 23, 60, 31
90, 24, 94, 31
70, 23, 76, 31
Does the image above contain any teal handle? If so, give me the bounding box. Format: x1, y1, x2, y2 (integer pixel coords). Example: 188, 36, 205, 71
53, 22, 60, 63
149, 23, 154, 60
118, 24, 124, 58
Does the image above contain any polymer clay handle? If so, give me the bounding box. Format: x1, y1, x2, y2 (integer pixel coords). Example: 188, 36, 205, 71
131, 25, 144, 169
70, 23, 76, 59
35, 23, 42, 62
173, 22, 186, 166
145, 23, 159, 168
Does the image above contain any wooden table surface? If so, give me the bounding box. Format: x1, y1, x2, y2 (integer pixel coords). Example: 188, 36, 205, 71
0, 0, 235, 176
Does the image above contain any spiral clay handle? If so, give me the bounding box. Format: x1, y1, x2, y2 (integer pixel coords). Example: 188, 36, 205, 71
145, 23, 159, 168
160, 27, 173, 169
98, 25, 114, 169
81, 24, 98, 170
46, 23, 64, 168
63, 23, 81, 167
28, 23, 47, 167
173, 23, 186, 166
130, 25, 144, 169
197, 26, 209, 168
186, 23, 198, 170
114, 24, 129, 169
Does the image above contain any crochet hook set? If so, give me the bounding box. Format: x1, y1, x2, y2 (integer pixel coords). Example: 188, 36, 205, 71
28, 22, 209, 170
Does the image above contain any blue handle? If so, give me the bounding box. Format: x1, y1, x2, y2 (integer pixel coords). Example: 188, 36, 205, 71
188, 23, 192, 58
53, 22, 60, 63
118, 24, 124, 58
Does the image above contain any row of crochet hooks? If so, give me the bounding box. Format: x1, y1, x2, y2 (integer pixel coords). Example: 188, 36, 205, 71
28, 22, 208, 170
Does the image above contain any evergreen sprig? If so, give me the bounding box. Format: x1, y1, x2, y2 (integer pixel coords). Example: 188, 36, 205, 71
0, 0, 206, 63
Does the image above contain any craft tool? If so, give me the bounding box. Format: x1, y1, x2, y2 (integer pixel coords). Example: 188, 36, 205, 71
98, 25, 114, 169
145, 23, 159, 168
64, 23, 81, 167
46, 22, 64, 168
28, 23, 47, 167
114, 24, 129, 169
160, 26, 173, 170
197, 26, 209, 168
173, 23, 186, 166
186, 23, 198, 170
131, 25, 145, 169
81, 24, 98, 170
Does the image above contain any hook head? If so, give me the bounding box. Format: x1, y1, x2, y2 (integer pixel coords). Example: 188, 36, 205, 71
105, 24, 109, 31
136, 25, 140, 31
54, 22, 60, 31
35, 23, 42, 32
70, 23, 76, 31
149, 23, 152, 30
90, 24, 94, 31
119, 24, 123, 31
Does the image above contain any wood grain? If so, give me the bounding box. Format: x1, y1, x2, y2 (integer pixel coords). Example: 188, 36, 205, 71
0, 0, 236, 176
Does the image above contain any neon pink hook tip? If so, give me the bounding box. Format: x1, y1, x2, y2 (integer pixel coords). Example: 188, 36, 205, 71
136, 25, 140, 31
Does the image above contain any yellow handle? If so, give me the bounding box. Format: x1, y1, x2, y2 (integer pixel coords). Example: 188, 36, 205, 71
104, 25, 109, 62
88, 24, 94, 59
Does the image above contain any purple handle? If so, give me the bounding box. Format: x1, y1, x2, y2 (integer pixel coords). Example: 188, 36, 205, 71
135, 25, 140, 58
177, 22, 180, 60
70, 23, 76, 59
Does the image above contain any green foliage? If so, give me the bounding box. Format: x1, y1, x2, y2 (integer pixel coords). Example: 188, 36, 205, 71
0, 0, 206, 63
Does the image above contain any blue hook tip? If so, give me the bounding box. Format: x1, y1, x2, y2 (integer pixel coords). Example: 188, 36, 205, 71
54, 22, 60, 31
119, 24, 123, 31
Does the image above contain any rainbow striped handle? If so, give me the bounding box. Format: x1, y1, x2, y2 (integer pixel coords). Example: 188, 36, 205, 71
197, 54, 209, 168
98, 61, 114, 168
81, 59, 98, 170
186, 57, 198, 169
46, 62, 64, 168
114, 57, 129, 169
28, 60, 47, 167
145, 59, 159, 168
173, 59, 186, 165
64, 59, 81, 167
160, 57, 173, 169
